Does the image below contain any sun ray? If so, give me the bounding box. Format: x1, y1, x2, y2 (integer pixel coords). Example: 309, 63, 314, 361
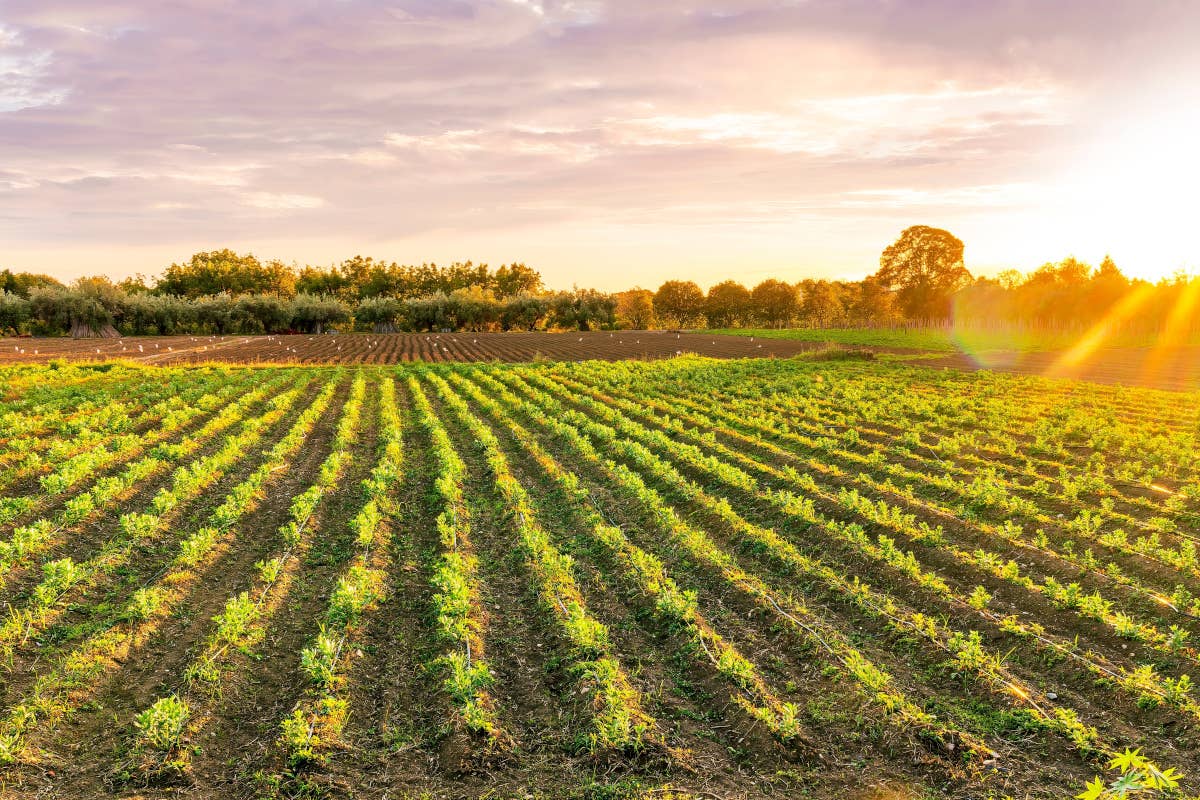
1045, 283, 1158, 377
1139, 278, 1200, 385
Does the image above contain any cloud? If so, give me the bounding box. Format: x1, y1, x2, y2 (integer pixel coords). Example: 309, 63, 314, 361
1, 0, 1198, 285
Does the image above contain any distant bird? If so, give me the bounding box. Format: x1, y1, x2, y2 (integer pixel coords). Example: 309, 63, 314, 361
138, 345, 143, 352
578, 337, 583, 342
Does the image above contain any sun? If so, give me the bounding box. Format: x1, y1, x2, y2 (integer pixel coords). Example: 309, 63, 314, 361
1046, 94, 1200, 281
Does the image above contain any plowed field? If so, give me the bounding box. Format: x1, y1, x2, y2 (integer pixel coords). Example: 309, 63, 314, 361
0, 331, 828, 366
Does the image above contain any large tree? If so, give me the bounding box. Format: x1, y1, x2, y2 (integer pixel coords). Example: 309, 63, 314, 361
615, 289, 655, 330
157, 250, 297, 298
493, 262, 544, 297
873, 226, 971, 320
705, 280, 753, 327
799, 279, 843, 326
653, 280, 706, 328
0, 269, 62, 298
750, 279, 798, 328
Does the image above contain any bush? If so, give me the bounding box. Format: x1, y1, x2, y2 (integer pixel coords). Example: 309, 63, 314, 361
0, 292, 31, 335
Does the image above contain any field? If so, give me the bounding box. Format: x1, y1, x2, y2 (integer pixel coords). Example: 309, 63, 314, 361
0, 355, 1198, 799
0, 332, 829, 366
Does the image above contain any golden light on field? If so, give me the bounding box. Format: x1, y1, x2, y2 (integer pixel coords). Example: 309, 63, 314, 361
1047, 284, 1157, 374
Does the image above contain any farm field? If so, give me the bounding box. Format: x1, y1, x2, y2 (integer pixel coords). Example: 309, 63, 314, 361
5, 332, 1197, 394
0, 357, 1198, 799
0, 331, 830, 366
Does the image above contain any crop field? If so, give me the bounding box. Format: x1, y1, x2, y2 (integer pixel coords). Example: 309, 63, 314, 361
0, 332, 829, 366
0, 357, 1198, 799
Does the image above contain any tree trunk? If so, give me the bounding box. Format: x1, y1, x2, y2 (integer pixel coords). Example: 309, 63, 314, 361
70, 321, 120, 339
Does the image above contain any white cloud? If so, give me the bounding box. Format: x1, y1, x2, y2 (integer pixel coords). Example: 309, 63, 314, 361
241, 192, 325, 210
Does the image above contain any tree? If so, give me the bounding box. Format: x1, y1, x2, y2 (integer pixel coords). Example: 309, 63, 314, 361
873, 226, 971, 320
0, 269, 62, 298
355, 297, 409, 333
121, 293, 193, 335
493, 263, 543, 297
29, 278, 125, 338
0, 292, 31, 335
194, 293, 244, 335
705, 281, 753, 328
750, 279, 798, 328
500, 293, 551, 331
289, 294, 350, 334
117, 274, 153, 294
549, 289, 617, 331
799, 279, 843, 326
157, 250, 296, 297
850, 277, 897, 324
615, 289, 655, 330
237, 294, 292, 333
653, 280, 706, 328
296, 265, 350, 298
445, 286, 500, 331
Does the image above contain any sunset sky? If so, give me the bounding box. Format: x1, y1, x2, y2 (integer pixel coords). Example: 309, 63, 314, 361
2, 0, 1198, 290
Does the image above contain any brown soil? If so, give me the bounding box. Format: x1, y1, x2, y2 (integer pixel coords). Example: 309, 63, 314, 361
0, 332, 831, 366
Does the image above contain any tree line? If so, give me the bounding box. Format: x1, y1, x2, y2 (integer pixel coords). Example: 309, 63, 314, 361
2, 228, 1197, 337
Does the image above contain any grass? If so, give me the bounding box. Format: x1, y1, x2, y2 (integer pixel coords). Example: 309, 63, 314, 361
708, 326, 1200, 353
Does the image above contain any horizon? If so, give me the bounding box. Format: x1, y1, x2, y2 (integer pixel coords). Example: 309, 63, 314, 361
3, 1, 1199, 290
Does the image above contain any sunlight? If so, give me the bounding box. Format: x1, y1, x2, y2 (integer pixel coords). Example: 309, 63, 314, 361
1046, 283, 1158, 374
1140, 276, 1200, 382
1046, 97, 1200, 282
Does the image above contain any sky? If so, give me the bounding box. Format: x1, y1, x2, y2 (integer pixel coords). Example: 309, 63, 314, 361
2, 0, 1199, 291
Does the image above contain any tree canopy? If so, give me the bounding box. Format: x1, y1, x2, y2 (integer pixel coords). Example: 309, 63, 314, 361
653, 280, 706, 327
873, 226, 972, 320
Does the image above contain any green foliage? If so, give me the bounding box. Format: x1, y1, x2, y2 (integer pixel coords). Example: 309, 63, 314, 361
134, 695, 190, 752
1078, 748, 1182, 800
